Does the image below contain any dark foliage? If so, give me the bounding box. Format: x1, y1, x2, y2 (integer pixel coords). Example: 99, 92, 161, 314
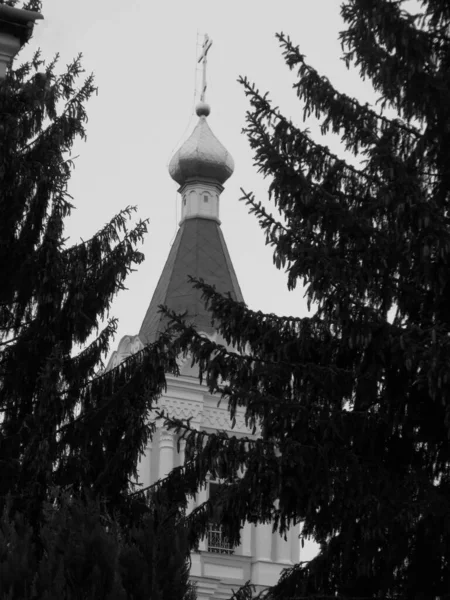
0, 3, 195, 598
0, 491, 196, 600
159, 1, 450, 598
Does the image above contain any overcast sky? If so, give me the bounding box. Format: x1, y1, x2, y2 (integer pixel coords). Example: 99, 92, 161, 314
17, 0, 383, 344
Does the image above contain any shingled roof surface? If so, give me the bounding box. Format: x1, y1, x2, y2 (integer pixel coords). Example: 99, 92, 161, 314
139, 217, 244, 344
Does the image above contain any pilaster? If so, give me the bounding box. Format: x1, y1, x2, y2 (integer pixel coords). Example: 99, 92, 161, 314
137, 440, 153, 490
253, 522, 273, 561
158, 429, 174, 480
274, 529, 293, 564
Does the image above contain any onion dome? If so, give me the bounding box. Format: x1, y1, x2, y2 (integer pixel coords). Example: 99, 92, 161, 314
169, 102, 234, 186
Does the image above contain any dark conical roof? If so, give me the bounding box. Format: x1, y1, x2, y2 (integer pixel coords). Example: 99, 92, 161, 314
139, 217, 244, 344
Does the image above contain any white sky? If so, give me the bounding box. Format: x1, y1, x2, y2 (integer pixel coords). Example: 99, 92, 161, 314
16, 0, 392, 563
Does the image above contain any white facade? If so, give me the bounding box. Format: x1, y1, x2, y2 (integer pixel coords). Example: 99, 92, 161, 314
134, 353, 299, 599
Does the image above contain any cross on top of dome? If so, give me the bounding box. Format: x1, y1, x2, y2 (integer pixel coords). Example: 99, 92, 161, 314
198, 34, 213, 104
168, 35, 234, 188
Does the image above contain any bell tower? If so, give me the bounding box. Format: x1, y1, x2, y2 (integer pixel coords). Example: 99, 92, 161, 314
106, 36, 299, 599
138, 98, 241, 346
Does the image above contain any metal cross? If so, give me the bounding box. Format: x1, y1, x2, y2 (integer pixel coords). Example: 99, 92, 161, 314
198, 34, 213, 103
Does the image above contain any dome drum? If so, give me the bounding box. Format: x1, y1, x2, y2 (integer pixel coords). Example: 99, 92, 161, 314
179, 181, 221, 224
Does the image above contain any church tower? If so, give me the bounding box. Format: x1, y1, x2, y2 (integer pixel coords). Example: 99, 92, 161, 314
139, 97, 242, 346
106, 38, 299, 599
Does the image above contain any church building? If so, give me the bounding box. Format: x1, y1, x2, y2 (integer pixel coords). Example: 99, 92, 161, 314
106, 38, 299, 600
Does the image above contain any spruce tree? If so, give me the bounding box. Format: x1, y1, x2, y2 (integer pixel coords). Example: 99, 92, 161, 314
0, 490, 196, 600
0, 2, 195, 598
161, 1, 450, 598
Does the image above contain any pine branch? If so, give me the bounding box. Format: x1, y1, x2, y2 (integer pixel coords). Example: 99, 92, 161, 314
277, 31, 423, 147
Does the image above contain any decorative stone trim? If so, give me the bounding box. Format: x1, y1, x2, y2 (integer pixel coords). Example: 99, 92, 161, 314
159, 396, 202, 422
202, 406, 252, 434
